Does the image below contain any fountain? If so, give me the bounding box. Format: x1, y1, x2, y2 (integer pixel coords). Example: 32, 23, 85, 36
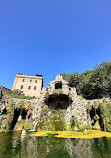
18, 109, 22, 121
21, 129, 26, 135
83, 128, 88, 134
74, 117, 79, 131
71, 116, 79, 131
29, 119, 38, 132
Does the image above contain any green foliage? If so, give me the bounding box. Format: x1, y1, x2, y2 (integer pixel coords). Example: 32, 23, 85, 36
39, 109, 66, 131
42, 104, 50, 115
60, 73, 70, 81
24, 120, 33, 130
0, 98, 33, 131
50, 111, 66, 131
7, 89, 36, 100
0, 99, 15, 131
3, 98, 15, 130
99, 101, 111, 131
86, 100, 111, 131
18, 73, 24, 75
61, 62, 111, 99
9, 89, 25, 95
70, 116, 80, 130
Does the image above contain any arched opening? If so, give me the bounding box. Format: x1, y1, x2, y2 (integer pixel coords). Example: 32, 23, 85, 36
89, 107, 104, 130
45, 94, 72, 110
9, 108, 20, 130
9, 108, 27, 130
70, 116, 79, 130
55, 82, 62, 89
22, 109, 27, 119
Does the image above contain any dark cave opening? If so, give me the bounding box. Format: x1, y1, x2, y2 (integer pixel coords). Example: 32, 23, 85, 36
28, 113, 31, 119
0, 108, 7, 115
9, 108, 27, 130
45, 94, 72, 110
89, 107, 104, 130
21, 109, 27, 119
55, 82, 62, 89
9, 108, 20, 130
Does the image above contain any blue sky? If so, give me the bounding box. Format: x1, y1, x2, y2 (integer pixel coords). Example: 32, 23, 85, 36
0, 0, 111, 89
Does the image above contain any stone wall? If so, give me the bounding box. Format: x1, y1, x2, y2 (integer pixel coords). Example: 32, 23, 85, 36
31, 74, 111, 130
0, 74, 111, 131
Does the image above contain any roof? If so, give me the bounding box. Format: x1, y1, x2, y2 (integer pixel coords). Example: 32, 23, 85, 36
0, 86, 11, 91
15, 74, 43, 79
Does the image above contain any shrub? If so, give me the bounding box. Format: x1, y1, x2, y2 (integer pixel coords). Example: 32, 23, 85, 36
7, 89, 36, 100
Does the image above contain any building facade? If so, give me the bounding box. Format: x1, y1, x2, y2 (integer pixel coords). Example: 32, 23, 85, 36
12, 74, 43, 97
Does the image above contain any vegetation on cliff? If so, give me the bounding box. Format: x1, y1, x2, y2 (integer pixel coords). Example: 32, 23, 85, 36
36, 104, 66, 131
0, 99, 15, 130
87, 99, 111, 132
0, 98, 33, 131
7, 89, 36, 100
61, 61, 111, 99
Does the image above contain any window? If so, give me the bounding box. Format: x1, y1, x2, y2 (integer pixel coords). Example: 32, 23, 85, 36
20, 85, 23, 89
34, 86, 36, 90
30, 79, 32, 83
28, 86, 31, 90
35, 80, 37, 83
22, 79, 25, 82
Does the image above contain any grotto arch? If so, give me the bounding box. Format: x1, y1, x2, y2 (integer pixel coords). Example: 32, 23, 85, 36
89, 107, 104, 130
45, 94, 72, 110
9, 108, 27, 130
55, 81, 62, 89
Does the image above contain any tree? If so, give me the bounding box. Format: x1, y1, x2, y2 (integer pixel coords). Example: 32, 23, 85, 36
61, 61, 111, 99
10, 89, 25, 96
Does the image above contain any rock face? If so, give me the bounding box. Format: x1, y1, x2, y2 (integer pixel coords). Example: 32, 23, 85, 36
30, 75, 89, 129
0, 95, 9, 115
0, 74, 111, 131
30, 74, 111, 131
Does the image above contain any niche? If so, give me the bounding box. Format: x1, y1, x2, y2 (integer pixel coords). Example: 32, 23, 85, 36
55, 82, 62, 89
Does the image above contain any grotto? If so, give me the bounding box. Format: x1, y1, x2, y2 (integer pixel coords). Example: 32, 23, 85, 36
0, 74, 111, 132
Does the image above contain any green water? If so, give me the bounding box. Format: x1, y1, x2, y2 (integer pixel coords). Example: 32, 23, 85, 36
0, 132, 111, 158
